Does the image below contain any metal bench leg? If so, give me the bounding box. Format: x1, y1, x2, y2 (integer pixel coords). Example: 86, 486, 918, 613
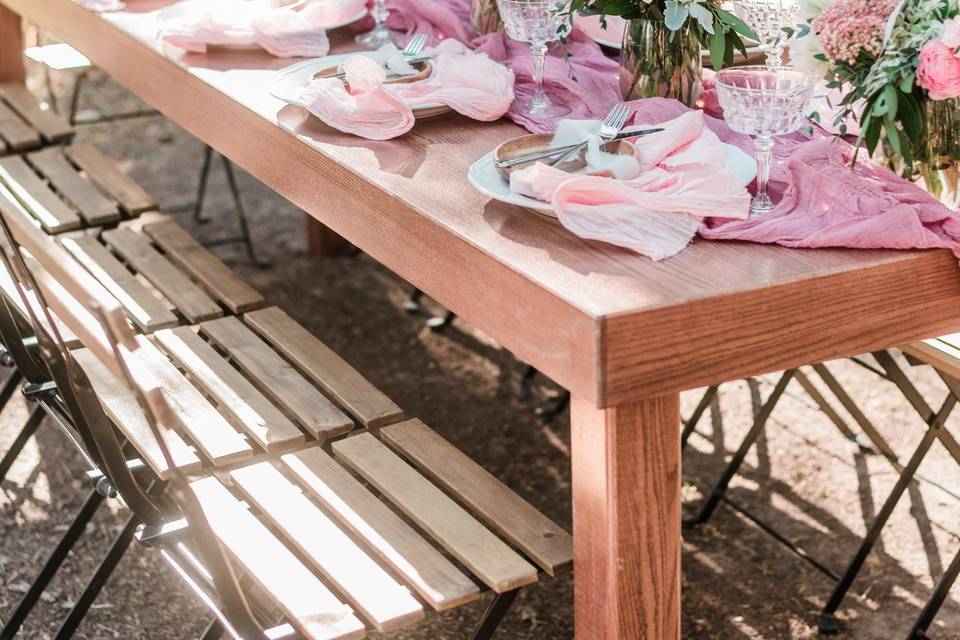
681, 384, 720, 450
0, 488, 105, 640
685, 370, 795, 527
468, 588, 520, 640
53, 513, 140, 640
0, 401, 43, 483
404, 288, 424, 313
818, 394, 956, 634
906, 547, 960, 640
198, 618, 223, 640
518, 364, 538, 400
427, 309, 456, 332
220, 154, 270, 269
194, 145, 215, 225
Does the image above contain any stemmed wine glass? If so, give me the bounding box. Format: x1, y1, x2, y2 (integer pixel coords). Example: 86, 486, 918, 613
715, 66, 816, 217
356, 0, 395, 49
733, 0, 799, 66
496, 0, 570, 118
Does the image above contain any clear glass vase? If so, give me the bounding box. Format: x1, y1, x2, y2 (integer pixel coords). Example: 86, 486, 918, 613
619, 19, 702, 106
918, 97, 960, 209
471, 0, 503, 36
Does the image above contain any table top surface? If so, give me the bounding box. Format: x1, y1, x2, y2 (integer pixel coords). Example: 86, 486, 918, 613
13, 0, 960, 405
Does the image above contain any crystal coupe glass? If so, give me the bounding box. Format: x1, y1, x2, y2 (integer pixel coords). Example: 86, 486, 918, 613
716, 66, 816, 217
496, 0, 570, 118
356, 0, 395, 49
733, 0, 799, 66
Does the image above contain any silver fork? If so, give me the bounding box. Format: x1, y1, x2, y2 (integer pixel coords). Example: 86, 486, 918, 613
333, 34, 428, 79
548, 103, 630, 167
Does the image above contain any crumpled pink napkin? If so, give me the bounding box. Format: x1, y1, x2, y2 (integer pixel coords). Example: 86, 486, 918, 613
74, 0, 125, 11
297, 40, 514, 139
158, 0, 365, 57
509, 109, 752, 260
385, 0, 475, 46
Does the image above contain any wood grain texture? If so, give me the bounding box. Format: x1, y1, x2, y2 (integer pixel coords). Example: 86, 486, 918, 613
333, 432, 539, 593
142, 219, 264, 313
60, 235, 178, 332
231, 461, 424, 632
154, 326, 307, 453
65, 143, 156, 215
381, 419, 572, 576
0, 156, 81, 233
0, 82, 72, 142
244, 306, 403, 428
282, 447, 480, 612
190, 476, 367, 640
571, 394, 681, 640
199, 316, 353, 440
102, 227, 223, 323
0, 6, 23, 84
0, 99, 39, 151
28, 147, 119, 225
902, 334, 960, 380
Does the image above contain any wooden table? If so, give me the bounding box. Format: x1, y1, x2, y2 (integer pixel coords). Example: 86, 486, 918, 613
3, 1, 960, 637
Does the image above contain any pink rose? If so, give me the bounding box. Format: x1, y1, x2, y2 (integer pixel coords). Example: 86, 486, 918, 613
917, 39, 960, 101
942, 16, 960, 49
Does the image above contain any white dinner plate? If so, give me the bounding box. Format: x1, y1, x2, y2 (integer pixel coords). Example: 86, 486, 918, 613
270, 53, 451, 117
468, 142, 758, 218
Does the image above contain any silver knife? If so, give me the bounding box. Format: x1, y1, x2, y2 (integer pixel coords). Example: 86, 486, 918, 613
494, 128, 665, 169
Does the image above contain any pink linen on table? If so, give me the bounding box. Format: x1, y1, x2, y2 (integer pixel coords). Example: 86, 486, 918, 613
391, 40, 514, 121
299, 55, 415, 140
74, 0, 125, 11
385, 0, 475, 46
297, 42, 513, 139
158, 0, 365, 57
573, 14, 626, 45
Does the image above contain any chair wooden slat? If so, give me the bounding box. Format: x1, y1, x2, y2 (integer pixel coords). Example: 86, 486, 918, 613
0, 156, 81, 233
902, 336, 960, 380
28, 147, 120, 226
65, 144, 156, 216
132, 335, 253, 466
199, 316, 353, 441
102, 228, 223, 323
231, 461, 424, 632
61, 235, 178, 333
142, 220, 265, 314
190, 476, 367, 640
0, 260, 81, 349
155, 326, 307, 453
381, 419, 573, 576
282, 448, 480, 611
244, 307, 403, 428
332, 433, 539, 593
0, 99, 41, 152
72, 347, 202, 479
0, 83, 74, 143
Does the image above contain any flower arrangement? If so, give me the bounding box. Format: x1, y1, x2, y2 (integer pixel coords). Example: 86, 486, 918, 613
564, 0, 757, 70
789, 0, 960, 166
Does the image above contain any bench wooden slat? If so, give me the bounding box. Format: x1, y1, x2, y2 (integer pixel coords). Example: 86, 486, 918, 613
231, 461, 424, 632
0, 100, 40, 152
131, 335, 252, 466
0, 156, 81, 233
381, 419, 572, 576
244, 307, 403, 428
65, 144, 156, 216
199, 316, 353, 441
142, 220, 265, 314
155, 326, 307, 453
0, 83, 74, 143
72, 347, 201, 479
282, 448, 480, 611
902, 336, 960, 380
190, 476, 366, 640
332, 433, 539, 593
102, 228, 223, 323
28, 147, 120, 226
61, 235, 178, 333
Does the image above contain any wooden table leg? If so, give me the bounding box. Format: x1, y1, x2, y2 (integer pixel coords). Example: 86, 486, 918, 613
0, 4, 24, 83
572, 393, 682, 640
306, 214, 353, 257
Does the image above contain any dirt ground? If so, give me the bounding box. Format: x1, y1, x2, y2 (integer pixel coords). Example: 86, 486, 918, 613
2, 64, 960, 640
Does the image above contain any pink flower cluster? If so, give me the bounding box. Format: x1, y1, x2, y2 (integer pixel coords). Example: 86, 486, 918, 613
813, 0, 900, 65
917, 17, 960, 101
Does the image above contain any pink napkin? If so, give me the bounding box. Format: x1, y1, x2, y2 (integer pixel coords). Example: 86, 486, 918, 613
158, 0, 365, 57
385, 0, 475, 46
297, 41, 514, 139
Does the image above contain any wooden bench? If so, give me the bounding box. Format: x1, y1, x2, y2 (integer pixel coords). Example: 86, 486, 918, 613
0, 169, 573, 640
901, 335, 960, 382
0, 82, 73, 156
